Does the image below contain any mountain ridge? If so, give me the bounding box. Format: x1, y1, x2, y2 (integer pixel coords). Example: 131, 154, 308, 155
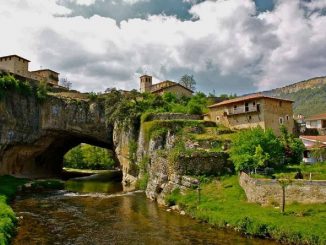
248, 76, 326, 117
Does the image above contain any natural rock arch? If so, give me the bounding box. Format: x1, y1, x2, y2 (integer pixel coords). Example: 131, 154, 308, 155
0, 92, 117, 178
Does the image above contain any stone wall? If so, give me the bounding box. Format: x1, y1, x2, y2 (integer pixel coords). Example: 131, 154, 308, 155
174, 153, 232, 176
144, 113, 203, 122
239, 172, 326, 205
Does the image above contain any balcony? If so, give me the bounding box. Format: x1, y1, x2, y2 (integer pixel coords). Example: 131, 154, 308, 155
226, 105, 260, 116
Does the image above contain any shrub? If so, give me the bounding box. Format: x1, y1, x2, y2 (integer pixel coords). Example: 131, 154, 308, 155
229, 127, 283, 172
36, 80, 48, 102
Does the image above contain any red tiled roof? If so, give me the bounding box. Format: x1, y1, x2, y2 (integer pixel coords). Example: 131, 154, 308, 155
0, 54, 30, 62
305, 113, 326, 121
208, 93, 294, 108
300, 135, 326, 143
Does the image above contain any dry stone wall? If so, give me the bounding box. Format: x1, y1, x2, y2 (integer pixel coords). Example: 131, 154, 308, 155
239, 172, 326, 205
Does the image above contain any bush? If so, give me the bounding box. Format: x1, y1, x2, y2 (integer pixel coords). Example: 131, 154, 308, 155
36, 80, 48, 102
64, 144, 115, 170
0, 74, 32, 99
229, 127, 283, 172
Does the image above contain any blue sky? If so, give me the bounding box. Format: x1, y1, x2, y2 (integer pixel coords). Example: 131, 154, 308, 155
0, 0, 325, 94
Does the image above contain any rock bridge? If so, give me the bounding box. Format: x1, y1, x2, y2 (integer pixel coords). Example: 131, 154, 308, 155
0, 92, 117, 178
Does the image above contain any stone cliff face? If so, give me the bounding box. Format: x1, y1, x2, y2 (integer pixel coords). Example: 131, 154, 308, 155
0, 92, 231, 203
263, 76, 326, 96
136, 120, 232, 205
0, 92, 117, 178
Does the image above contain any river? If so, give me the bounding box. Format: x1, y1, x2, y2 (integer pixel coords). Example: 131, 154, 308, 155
12, 173, 277, 245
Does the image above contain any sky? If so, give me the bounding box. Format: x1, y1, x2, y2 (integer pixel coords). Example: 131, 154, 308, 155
0, 0, 325, 95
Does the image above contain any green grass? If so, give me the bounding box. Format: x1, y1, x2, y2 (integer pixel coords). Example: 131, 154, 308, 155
0, 176, 27, 245
274, 163, 326, 180
168, 175, 326, 244
253, 163, 326, 180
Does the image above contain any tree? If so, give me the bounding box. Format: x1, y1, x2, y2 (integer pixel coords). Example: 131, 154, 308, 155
179, 74, 196, 91
279, 126, 305, 164
229, 127, 283, 172
60, 77, 72, 90
253, 145, 270, 174
277, 176, 292, 213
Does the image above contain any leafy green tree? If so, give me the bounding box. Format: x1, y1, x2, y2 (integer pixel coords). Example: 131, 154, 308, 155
179, 74, 196, 91
64, 145, 84, 169
64, 144, 115, 170
229, 127, 283, 172
253, 145, 270, 174
279, 126, 305, 164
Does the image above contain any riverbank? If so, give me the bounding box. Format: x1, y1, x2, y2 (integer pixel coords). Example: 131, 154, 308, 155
0, 176, 27, 245
167, 175, 326, 245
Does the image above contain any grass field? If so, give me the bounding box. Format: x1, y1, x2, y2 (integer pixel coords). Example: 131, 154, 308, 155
167, 175, 326, 245
251, 163, 326, 180
0, 176, 27, 245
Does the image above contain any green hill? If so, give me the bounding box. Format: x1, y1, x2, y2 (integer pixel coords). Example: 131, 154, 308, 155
262, 76, 326, 117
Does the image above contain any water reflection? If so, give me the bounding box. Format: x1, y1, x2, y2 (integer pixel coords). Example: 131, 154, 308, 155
12, 174, 277, 245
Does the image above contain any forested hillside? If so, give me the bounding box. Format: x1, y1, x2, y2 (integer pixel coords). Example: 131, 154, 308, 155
263, 77, 326, 116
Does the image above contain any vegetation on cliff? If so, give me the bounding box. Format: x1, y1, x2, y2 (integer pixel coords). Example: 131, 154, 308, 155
167, 176, 326, 245
0, 74, 48, 102
104, 89, 210, 127
0, 176, 27, 245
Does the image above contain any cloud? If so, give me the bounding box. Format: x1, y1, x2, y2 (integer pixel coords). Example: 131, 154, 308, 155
0, 0, 325, 94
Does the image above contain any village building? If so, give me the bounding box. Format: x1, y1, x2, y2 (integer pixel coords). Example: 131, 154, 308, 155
30, 69, 59, 86
300, 135, 326, 163
0, 54, 59, 86
305, 113, 326, 130
0, 55, 31, 78
140, 75, 193, 97
207, 94, 294, 136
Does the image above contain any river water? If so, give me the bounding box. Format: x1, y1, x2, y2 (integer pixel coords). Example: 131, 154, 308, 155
12, 174, 277, 245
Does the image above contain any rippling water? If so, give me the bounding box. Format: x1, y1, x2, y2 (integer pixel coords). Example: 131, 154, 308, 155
12, 176, 277, 245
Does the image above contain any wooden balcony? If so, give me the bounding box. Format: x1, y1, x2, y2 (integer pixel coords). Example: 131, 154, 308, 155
226, 105, 260, 116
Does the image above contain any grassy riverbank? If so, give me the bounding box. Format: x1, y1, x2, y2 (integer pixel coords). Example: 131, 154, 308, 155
167, 175, 326, 245
0, 176, 27, 245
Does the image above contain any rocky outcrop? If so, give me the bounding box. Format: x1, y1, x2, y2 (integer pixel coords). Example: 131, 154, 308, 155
0, 91, 231, 200
0, 92, 119, 178
137, 120, 232, 205
263, 76, 326, 96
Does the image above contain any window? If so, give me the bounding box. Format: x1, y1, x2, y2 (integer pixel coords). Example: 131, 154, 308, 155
216, 116, 220, 122
286, 115, 289, 121
245, 102, 249, 112
279, 101, 282, 107
279, 117, 284, 124
253, 101, 256, 106
248, 115, 252, 120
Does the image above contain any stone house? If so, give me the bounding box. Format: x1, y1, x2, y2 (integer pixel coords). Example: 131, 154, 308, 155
207, 94, 294, 136
30, 69, 59, 86
0, 55, 31, 78
300, 135, 326, 163
0, 54, 59, 86
305, 113, 326, 130
140, 75, 193, 97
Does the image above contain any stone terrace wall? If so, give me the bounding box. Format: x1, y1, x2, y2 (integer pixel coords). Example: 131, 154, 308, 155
239, 172, 326, 205
145, 113, 203, 121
